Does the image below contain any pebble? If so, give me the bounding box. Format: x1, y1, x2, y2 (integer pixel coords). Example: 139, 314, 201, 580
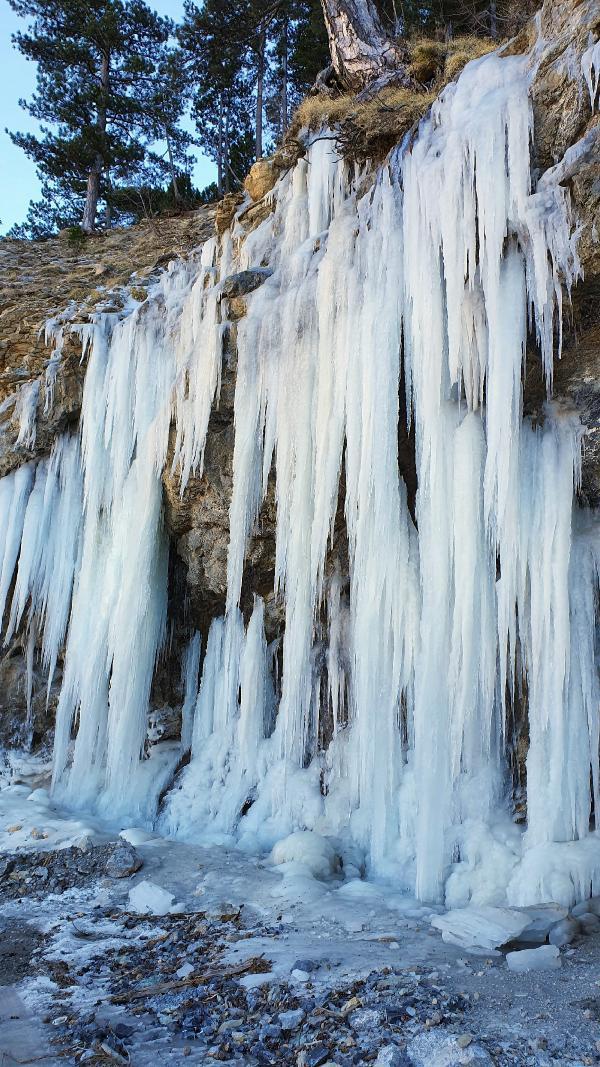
374, 1045, 408, 1067
340, 996, 361, 1017
298, 1045, 330, 1067
292, 958, 318, 972
457, 1034, 473, 1048
349, 1008, 382, 1029
279, 1008, 305, 1030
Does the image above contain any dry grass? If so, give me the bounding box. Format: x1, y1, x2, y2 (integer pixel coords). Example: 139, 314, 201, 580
289, 33, 498, 164
294, 94, 356, 133
291, 86, 435, 164
408, 34, 497, 86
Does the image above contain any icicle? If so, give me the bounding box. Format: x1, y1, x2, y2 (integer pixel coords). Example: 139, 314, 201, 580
582, 38, 600, 110
181, 631, 201, 752
14, 380, 40, 450
0, 464, 34, 625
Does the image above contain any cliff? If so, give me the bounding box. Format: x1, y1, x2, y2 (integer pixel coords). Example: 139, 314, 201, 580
0, 0, 598, 907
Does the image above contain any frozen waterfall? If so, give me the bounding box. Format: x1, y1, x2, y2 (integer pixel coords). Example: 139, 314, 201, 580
0, 45, 599, 906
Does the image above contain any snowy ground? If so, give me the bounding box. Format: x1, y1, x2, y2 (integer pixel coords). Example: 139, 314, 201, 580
1, 755, 600, 1067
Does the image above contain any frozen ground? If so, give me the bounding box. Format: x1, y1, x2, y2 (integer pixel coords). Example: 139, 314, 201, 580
1, 757, 600, 1067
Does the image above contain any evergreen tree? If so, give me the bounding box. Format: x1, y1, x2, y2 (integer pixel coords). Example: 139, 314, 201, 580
7, 0, 175, 234
179, 0, 255, 195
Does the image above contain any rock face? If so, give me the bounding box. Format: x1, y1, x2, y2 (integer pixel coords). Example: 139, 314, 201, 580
0, 0, 598, 772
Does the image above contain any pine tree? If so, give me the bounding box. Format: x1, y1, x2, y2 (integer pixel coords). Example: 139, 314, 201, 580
7, 0, 174, 234
179, 0, 255, 195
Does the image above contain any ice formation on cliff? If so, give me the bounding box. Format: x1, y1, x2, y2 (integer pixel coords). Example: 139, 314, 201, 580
0, 43, 598, 905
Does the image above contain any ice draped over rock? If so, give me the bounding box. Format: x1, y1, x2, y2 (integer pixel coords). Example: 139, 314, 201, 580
0, 45, 599, 905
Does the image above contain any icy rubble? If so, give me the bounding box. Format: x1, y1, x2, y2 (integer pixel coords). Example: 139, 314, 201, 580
430, 907, 533, 952
505, 944, 561, 972
0, 40, 598, 910
128, 879, 175, 916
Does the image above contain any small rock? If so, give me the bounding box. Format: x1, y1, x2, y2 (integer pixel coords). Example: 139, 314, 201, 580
105, 842, 143, 879
350, 1008, 382, 1030
426, 1012, 442, 1027
29, 827, 48, 840
456, 1035, 473, 1049
292, 958, 317, 973
218, 1019, 238, 1034
0, 857, 15, 878
297, 1045, 330, 1067
291, 968, 311, 982
549, 917, 579, 946
279, 1009, 305, 1030
375, 1045, 409, 1067
112, 1022, 135, 1039
340, 996, 361, 1017
572, 897, 600, 918
407, 1032, 492, 1065
578, 913, 600, 935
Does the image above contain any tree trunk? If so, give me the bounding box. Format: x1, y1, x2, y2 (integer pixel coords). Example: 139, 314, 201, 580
82, 50, 110, 234
489, 2, 498, 38
280, 14, 289, 139
165, 129, 182, 204
224, 105, 231, 194
217, 93, 224, 197
319, 0, 411, 92
255, 22, 265, 159
82, 163, 101, 234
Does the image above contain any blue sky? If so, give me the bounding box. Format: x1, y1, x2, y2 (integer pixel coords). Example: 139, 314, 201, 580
0, 0, 217, 235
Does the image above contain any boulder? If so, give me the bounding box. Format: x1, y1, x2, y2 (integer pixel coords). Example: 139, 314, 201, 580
244, 159, 278, 202
104, 841, 143, 879
220, 268, 273, 299
505, 945, 561, 972
431, 906, 532, 952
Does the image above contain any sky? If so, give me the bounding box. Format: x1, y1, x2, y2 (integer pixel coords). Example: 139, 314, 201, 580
0, 0, 217, 235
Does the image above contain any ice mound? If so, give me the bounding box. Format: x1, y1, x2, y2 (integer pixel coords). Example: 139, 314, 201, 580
270, 831, 341, 880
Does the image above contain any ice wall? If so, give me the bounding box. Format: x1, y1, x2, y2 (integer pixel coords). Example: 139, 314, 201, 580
0, 41, 599, 905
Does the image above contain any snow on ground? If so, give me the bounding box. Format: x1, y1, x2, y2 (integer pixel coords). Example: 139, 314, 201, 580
1, 759, 600, 1066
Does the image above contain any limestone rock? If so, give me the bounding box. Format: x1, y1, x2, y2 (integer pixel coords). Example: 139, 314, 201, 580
104, 841, 143, 879
220, 268, 273, 299
244, 159, 278, 201
215, 193, 243, 236
549, 917, 580, 946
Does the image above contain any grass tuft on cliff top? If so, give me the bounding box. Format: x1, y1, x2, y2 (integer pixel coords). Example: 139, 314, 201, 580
290, 34, 497, 164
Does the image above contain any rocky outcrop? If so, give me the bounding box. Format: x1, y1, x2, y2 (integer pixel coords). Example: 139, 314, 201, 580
0, 0, 598, 754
